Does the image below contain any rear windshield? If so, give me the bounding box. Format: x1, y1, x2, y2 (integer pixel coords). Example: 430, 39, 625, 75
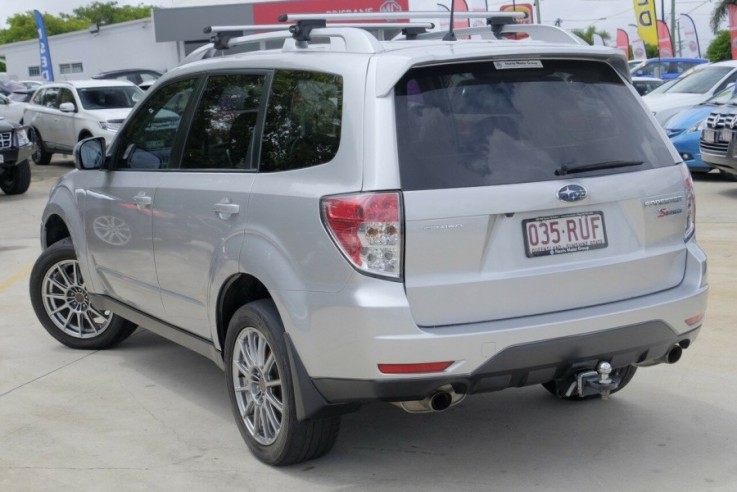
395, 59, 676, 190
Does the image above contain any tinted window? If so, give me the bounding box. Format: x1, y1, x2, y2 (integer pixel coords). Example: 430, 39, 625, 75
182, 73, 265, 170
38, 87, 61, 108
395, 60, 675, 191
260, 70, 342, 172
112, 78, 198, 170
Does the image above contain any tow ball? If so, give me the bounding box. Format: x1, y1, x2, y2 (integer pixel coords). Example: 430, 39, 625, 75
563, 362, 621, 400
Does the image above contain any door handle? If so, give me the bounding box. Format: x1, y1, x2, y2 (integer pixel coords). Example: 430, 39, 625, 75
213, 201, 239, 220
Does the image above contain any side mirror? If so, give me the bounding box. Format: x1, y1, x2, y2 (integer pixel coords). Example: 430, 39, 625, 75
74, 137, 106, 170
59, 102, 76, 113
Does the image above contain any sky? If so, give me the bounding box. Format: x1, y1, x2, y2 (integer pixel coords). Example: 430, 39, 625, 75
0, 0, 722, 54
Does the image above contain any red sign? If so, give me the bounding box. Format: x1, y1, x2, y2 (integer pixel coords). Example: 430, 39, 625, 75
657, 20, 673, 57
730, 5, 737, 61
253, 0, 410, 25
500, 3, 534, 24
616, 29, 629, 58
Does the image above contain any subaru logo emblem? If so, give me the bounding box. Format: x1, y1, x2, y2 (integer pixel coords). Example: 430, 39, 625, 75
557, 184, 587, 202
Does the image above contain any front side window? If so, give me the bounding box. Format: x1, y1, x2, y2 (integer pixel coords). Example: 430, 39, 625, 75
395, 59, 676, 191
37, 87, 60, 108
181, 73, 266, 170
111, 78, 198, 170
260, 70, 342, 172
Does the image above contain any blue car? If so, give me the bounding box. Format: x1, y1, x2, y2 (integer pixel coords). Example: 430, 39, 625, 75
665, 87, 737, 173
631, 57, 708, 80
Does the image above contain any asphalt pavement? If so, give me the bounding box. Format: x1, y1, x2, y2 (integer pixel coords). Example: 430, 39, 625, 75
1, 157, 737, 492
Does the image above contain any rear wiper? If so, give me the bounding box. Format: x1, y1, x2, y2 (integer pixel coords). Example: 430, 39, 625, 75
555, 160, 644, 176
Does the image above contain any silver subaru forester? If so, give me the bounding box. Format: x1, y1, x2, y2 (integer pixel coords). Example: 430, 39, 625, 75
29, 11, 708, 466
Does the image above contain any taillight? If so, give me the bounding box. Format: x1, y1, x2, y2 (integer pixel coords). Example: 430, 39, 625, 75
680, 164, 695, 240
321, 191, 402, 279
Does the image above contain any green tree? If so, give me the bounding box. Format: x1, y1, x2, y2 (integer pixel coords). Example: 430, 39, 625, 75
73, 2, 153, 25
711, 0, 737, 33
707, 30, 732, 61
0, 2, 152, 44
570, 26, 611, 45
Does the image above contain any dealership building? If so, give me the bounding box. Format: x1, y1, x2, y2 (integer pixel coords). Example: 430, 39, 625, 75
0, 0, 479, 82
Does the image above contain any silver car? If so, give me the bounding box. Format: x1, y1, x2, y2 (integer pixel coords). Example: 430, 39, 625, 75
29, 13, 708, 466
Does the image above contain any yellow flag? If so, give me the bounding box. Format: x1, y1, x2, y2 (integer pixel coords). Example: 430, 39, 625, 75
632, 0, 658, 46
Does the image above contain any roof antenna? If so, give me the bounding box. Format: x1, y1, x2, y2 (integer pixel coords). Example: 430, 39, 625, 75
442, 0, 457, 41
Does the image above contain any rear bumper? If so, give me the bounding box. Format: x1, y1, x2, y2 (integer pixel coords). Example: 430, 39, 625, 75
279, 241, 708, 403
313, 323, 701, 402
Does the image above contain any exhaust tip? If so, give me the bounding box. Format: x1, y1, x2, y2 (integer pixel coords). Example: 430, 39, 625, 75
430, 391, 453, 412
667, 345, 683, 364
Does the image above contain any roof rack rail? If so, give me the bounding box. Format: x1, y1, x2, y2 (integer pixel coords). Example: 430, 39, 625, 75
194, 9, 583, 58
276, 11, 526, 23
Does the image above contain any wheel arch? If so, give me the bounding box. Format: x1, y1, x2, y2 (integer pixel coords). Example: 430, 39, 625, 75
216, 273, 271, 354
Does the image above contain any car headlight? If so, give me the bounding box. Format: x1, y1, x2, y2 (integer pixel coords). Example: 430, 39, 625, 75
99, 121, 122, 132
14, 127, 30, 146
693, 118, 709, 132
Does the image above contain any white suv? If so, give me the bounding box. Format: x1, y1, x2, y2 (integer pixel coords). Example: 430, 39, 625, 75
24, 79, 143, 164
29, 11, 708, 466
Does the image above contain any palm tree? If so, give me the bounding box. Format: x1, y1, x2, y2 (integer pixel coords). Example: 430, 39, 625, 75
570, 26, 611, 46
710, 0, 737, 34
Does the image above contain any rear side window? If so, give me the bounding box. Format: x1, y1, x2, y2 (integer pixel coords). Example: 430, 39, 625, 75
395, 60, 676, 191
181, 73, 266, 170
259, 70, 342, 172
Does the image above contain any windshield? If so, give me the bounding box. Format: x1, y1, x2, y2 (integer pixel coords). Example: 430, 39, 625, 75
662, 66, 733, 94
78, 86, 143, 109
394, 59, 675, 190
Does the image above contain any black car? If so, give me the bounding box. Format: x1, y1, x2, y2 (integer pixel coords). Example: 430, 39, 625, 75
0, 118, 34, 195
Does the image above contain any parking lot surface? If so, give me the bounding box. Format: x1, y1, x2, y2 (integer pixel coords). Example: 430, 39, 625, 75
2, 157, 737, 491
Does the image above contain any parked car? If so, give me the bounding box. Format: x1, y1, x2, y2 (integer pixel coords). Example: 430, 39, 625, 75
631, 76, 665, 96
0, 89, 35, 123
0, 117, 33, 195
92, 69, 162, 91
28, 13, 708, 466
631, 57, 708, 80
24, 80, 144, 165
643, 60, 737, 124
699, 101, 737, 178
665, 86, 737, 177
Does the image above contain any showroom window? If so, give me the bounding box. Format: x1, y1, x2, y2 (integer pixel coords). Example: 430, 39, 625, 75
59, 63, 84, 75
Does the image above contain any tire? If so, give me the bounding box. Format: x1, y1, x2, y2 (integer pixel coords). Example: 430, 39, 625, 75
542, 365, 637, 400
0, 160, 31, 195
29, 238, 137, 349
224, 299, 340, 466
31, 129, 52, 165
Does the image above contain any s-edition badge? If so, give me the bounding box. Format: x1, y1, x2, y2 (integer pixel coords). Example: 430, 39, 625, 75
557, 184, 587, 202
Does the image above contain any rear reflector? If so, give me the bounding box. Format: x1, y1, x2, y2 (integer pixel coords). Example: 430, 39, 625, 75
378, 361, 454, 374
685, 313, 704, 326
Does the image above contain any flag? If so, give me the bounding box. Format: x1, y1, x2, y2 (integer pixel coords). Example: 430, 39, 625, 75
730, 5, 737, 60
657, 20, 673, 57
616, 29, 630, 58
33, 10, 54, 82
679, 14, 700, 58
632, 0, 658, 47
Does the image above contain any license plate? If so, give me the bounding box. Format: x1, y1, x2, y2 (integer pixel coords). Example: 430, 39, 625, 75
703, 129, 716, 143
721, 129, 733, 142
523, 211, 608, 258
